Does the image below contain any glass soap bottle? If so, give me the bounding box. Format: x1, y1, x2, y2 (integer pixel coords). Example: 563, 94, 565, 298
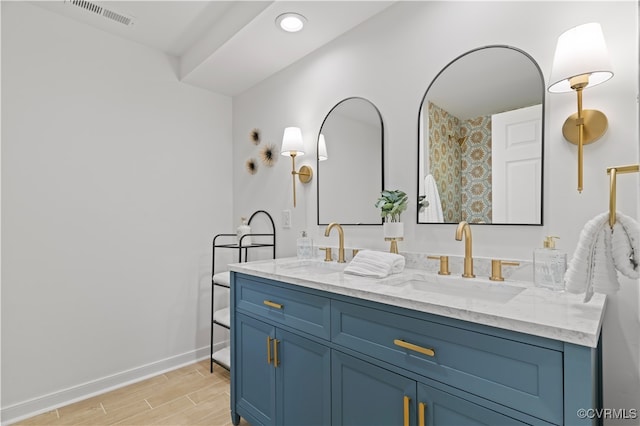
533, 236, 567, 291
297, 231, 313, 260
236, 217, 251, 246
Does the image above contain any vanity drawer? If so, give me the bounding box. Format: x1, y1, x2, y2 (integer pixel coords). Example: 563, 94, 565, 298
331, 300, 563, 425
235, 274, 331, 340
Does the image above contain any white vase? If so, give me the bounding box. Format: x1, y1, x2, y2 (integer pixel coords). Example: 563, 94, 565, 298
383, 222, 404, 239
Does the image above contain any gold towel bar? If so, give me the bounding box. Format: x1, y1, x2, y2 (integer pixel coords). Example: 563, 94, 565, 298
607, 164, 639, 228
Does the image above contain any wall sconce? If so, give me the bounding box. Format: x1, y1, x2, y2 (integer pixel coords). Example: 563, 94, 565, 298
281, 126, 313, 207
318, 134, 328, 161
548, 22, 613, 193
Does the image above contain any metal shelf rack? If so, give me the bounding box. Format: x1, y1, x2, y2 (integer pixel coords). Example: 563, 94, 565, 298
210, 210, 276, 372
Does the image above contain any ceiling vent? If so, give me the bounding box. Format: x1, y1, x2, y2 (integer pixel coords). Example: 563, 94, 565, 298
66, 0, 135, 26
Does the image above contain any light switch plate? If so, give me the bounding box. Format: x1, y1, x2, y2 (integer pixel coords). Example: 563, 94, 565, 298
282, 210, 291, 229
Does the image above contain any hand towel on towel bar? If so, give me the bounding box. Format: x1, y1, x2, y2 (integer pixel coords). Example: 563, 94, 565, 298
344, 250, 405, 278
566, 211, 639, 302
611, 211, 639, 279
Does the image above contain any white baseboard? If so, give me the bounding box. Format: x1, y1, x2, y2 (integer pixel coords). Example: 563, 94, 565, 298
1, 345, 216, 425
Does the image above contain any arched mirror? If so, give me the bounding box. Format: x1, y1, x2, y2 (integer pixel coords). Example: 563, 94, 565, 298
317, 97, 384, 225
417, 45, 544, 225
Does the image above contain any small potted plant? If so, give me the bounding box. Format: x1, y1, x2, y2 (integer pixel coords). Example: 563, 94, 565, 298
375, 189, 408, 238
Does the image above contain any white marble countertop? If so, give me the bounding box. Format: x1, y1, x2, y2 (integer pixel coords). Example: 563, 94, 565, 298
229, 257, 606, 348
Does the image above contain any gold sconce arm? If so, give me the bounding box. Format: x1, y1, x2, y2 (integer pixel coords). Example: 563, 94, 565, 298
607, 164, 639, 228
562, 75, 609, 193
288, 152, 313, 208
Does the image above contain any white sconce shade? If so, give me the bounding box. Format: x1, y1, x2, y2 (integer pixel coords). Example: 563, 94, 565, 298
318, 134, 328, 161
281, 127, 305, 156
548, 22, 613, 93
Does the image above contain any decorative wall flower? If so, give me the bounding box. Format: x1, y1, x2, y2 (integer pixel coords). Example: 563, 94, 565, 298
259, 143, 277, 167
250, 128, 261, 145
245, 158, 258, 175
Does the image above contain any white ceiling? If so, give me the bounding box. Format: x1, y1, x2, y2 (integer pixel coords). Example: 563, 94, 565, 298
33, 0, 395, 96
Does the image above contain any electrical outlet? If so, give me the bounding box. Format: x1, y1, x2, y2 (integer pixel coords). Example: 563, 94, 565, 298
282, 210, 292, 229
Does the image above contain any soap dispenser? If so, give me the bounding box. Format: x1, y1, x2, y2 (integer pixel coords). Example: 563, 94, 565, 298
236, 217, 251, 246
533, 236, 567, 291
297, 231, 313, 259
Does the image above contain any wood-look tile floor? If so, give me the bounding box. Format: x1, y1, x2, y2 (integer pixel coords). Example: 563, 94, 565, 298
15, 360, 250, 426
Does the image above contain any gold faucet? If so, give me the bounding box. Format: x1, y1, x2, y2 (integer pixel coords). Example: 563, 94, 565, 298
324, 222, 346, 263
455, 221, 475, 278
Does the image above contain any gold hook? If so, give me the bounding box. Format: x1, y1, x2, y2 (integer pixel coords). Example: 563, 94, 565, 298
606, 164, 639, 228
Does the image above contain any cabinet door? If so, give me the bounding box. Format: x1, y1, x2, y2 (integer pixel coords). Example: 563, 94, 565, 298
235, 313, 276, 425
416, 382, 527, 426
332, 350, 416, 426
276, 329, 331, 426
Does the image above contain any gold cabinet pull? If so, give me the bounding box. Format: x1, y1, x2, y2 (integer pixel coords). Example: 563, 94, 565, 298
403, 396, 411, 426
394, 339, 435, 357
266, 336, 273, 365
273, 339, 280, 367
419, 402, 427, 426
263, 300, 283, 309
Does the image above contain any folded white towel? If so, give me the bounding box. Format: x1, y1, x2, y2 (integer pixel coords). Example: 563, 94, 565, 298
344, 250, 405, 278
611, 212, 639, 279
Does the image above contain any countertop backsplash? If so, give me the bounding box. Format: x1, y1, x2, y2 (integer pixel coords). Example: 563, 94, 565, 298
312, 247, 534, 283
403, 251, 534, 282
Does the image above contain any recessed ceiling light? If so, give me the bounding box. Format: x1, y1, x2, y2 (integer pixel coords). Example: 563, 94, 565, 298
276, 13, 307, 33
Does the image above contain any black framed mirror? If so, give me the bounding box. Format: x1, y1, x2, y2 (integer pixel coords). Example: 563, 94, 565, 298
317, 97, 384, 225
417, 45, 544, 225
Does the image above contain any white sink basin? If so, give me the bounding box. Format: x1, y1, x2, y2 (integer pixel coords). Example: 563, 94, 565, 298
385, 274, 525, 303
276, 259, 346, 276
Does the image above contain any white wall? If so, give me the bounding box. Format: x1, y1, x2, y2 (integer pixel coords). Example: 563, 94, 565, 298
233, 1, 639, 423
1, 2, 233, 421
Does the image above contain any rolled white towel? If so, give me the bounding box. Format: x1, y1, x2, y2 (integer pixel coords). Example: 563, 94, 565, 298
212, 271, 231, 286
565, 212, 618, 302
344, 250, 405, 278
611, 212, 640, 279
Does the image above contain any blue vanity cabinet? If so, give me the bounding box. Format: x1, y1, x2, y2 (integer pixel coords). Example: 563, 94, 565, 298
415, 382, 533, 425
332, 349, 417, 426
234, 313, 275, 425
231, 272, 601, 426
276, 328, 331, 425
332, 350, 532, 426
232, 274, 332, 426
331, 299, 564, 424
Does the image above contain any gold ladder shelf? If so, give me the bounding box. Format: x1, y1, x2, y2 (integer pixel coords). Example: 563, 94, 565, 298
607, 164, 640, 228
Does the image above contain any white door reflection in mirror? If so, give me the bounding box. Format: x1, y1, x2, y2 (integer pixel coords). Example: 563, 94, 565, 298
492, 104, 542, 224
